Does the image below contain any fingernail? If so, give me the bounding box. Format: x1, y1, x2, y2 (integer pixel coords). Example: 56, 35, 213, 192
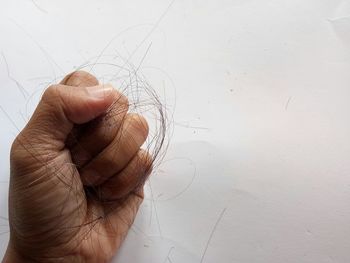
86, 84, 113, 99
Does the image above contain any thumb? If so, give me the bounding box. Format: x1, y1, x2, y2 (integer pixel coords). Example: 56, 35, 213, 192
20, 83, 115, 151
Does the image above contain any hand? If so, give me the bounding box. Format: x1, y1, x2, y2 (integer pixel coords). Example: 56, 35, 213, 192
3, 71, 152, 263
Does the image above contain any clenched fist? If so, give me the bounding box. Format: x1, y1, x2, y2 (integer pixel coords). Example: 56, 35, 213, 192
3, 71, 152, 263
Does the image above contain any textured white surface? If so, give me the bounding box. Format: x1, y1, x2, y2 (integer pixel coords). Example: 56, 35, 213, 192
1, 0, 350, 262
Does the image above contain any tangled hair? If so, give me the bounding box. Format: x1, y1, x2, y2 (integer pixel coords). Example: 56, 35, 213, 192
77, 59, 170, 199
4, 45, 172, 256
64, 54, 171, 222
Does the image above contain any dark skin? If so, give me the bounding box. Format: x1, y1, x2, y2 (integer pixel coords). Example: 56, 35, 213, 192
3, 71, 152, 263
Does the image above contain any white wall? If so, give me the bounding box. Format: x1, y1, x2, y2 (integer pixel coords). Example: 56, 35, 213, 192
1, 0, 350, 262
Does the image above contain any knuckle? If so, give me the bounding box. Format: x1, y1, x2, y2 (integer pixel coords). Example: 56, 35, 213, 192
138, 150, 153, 172
127, 114, 149, 135
41, 85, 66, 115
42, 84, 60, 101
104, 93, 129, 121
112, 92, 129, 113
117, 92, 129, 106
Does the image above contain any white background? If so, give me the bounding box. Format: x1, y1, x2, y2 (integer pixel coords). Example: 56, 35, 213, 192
1, 0, 350, 262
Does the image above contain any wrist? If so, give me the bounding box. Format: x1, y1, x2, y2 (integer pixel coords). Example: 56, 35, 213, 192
3, 242, 85, 263
2, 244, 28, 263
